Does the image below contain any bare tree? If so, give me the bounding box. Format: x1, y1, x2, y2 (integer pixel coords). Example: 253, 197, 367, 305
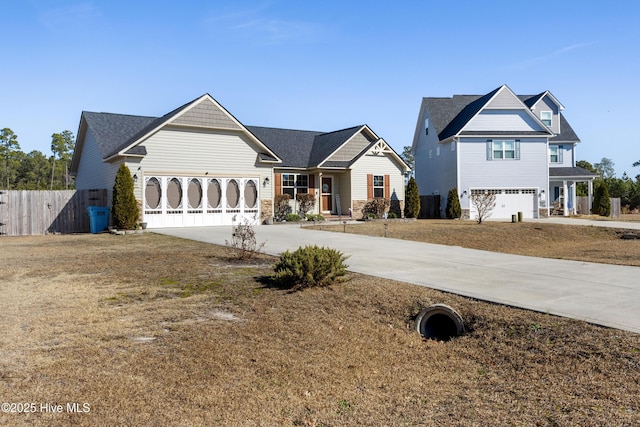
469, 191, 496, 224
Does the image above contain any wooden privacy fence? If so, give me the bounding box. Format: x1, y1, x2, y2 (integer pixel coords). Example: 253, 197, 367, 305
576, 196, 621, 218
0, 189, 109, 236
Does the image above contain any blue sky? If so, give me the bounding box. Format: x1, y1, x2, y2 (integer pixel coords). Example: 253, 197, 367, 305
3, 1, 640, 176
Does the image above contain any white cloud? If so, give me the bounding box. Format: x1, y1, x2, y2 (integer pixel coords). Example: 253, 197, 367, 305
511, 42, 596, 69
204, 6, 324, 45
38, 2, 102, 32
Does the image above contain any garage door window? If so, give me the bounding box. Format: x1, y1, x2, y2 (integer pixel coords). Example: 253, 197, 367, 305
188, 179, 202, 212
227, 179, 240, 210
244, 180, 257, 208
167, 178, 183, 213
208, 179, 222, 210
145, 177, 161, 210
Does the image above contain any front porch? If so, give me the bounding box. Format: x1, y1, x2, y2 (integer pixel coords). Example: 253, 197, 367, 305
548, 167, 598, 216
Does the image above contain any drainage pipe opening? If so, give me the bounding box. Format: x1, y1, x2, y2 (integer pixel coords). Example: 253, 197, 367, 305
415, 304, 464, 341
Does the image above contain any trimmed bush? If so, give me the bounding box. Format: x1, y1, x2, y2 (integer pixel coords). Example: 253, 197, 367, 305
387, 211, 397, 219
446, 187, 462, 219
362, 198, 390, 219
405, 177, 420, 218
593, 180, 611, 216
274, 194, 292, 221
285, 213, 301, 222
305, 213, 325, 222
273, 245, 349, 290
296, 193, 316, 215
111, 163, 139, 230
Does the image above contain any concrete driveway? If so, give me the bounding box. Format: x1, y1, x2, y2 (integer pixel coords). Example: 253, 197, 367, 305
155, 222, 640, 334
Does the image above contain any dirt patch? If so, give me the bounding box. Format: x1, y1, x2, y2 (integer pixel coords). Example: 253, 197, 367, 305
0, 233, 638, 426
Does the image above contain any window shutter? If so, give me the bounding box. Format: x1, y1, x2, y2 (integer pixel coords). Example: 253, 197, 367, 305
558, 145, 563, 163
274, 173, 282, 195
486, 140, 492, 160
515, 140, 521, 160
308, 174, 315, 192
367, 174, 373, 199
384, 174, 390, 198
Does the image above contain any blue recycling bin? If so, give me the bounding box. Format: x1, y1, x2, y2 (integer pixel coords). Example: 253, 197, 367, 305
87, 206, 110, 234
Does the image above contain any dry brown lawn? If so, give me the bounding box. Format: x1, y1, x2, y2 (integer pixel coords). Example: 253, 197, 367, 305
313, 218, 640, 267
1, 232, 639, 426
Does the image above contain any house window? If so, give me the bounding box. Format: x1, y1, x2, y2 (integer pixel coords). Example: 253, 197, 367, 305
541, 111, 552, 127
436, 146, 440, 156
425, 118, 429, 135
493, 140, 515, 159
549, 145, 564, 163
282, 173, 308, 198
451, 141, 456, 151
429, 149, 433, 159
373, 175, 384, 198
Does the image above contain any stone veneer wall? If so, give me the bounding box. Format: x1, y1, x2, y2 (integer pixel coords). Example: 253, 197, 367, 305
538, 208, 549, 218
352, 200, 367, 220
461, 209, 471, 220
261, 200, 273, 223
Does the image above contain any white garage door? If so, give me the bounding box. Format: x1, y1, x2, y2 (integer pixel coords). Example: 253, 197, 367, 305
470, 189, 537, 220
143, 176, 260, 228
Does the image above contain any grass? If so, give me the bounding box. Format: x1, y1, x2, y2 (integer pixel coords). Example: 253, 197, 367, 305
0, 232, 639, 426
310, 217, 640, 266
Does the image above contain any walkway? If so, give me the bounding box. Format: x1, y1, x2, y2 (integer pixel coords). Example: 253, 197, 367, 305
155, 220, 640, 334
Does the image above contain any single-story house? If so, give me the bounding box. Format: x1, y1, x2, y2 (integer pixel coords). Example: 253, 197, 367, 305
70, 93, 409, 228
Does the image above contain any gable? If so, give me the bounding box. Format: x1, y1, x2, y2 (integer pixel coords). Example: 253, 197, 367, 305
464, 110, 547, 132
484, 87, 524, 109
324, 131, 374, 163
170, 97, 241, 130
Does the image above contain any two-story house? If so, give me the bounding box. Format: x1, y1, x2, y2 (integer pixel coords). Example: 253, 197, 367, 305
411, 84, 597, 219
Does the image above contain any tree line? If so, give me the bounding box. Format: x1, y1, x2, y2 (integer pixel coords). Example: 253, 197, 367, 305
0, 128, 75, 190
578, 158, 640, 213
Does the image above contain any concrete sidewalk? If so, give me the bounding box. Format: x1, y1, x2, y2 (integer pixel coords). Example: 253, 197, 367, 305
155, 223, 640, 334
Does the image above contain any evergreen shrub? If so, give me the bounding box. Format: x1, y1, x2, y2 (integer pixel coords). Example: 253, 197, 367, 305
273, 245, 349, 290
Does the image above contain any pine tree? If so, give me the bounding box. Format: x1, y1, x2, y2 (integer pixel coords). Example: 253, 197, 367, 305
592, 180, 611, 216
404, 177, 421, 218
112, 163, 139, 229
446, 187, 462, 219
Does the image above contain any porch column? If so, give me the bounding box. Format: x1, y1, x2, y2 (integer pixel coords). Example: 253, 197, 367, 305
588, 180, 593, 214
562, 180, 568, 216
570, 181, 576, 215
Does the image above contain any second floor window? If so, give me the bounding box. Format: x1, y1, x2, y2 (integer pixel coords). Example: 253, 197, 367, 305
541, 111, 552, 127
493, 140, 515, 159
549, 145, 564, 163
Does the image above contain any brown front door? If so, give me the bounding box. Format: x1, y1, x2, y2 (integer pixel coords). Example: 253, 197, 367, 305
321, 177, 332, 212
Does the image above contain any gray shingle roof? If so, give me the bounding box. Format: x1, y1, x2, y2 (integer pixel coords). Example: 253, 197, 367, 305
81, 109, 367, 169
549, 166, 597, 178
246, 126, 321, 167
423, 87, 580, 143
82, 112, 156, 159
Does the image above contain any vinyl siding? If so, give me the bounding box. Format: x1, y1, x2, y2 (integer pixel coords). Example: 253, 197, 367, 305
74, 128, 120, 193
458, 137, 548, 209
465, 110, 544, 132
135, 128, 272, 199
532, 95, 560, 134
171, 98, 241, 130
325, 132, 372, 163
485, 89, 524, 109
549, 143, 575, 167
350, 151, 405, 201
414, 109, 455, 196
